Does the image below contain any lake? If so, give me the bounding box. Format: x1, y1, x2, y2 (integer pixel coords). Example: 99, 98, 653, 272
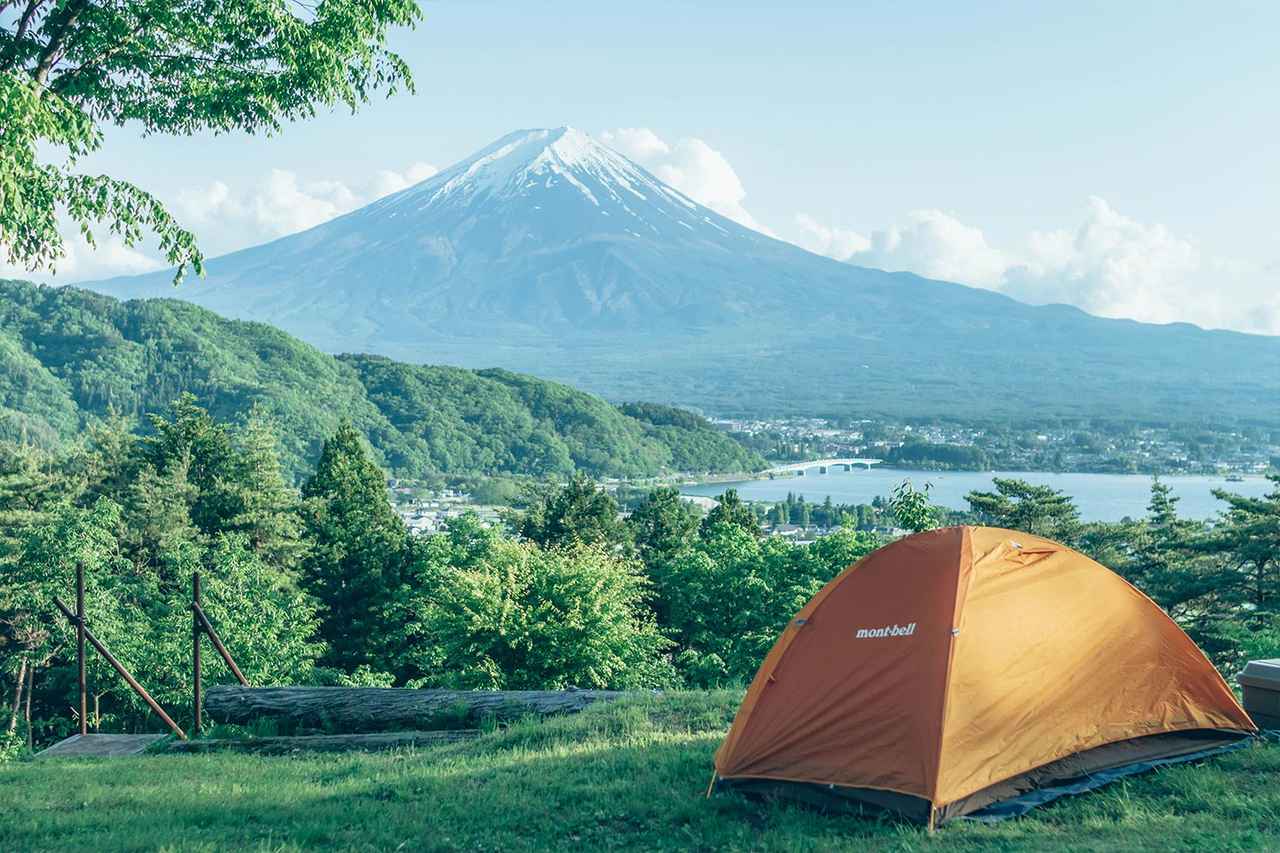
680, 469, 1274, 522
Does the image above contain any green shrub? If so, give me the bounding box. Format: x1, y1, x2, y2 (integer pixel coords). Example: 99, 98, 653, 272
393, 520, 675, 690
651, 525, 880, 687
0, 732, 25, 764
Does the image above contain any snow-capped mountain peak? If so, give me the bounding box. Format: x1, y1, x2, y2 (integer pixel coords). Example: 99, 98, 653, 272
81, 126, 1280, 432
365, 127, 751, 246
85, 125, 793, 328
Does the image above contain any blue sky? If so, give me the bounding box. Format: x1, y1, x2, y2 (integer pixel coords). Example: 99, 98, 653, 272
16, 1, 1280, 332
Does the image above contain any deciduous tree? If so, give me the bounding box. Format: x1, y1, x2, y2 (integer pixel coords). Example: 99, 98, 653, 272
888, 479, 938, 533
394, 520, 673, 690
1, 0, 421, 278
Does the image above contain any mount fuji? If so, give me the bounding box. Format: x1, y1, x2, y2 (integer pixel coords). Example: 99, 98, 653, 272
84, 127, 1280, 423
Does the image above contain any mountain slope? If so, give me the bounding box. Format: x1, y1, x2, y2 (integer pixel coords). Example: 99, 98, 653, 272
84, 128, 1280, 425
0, 279, 763, 478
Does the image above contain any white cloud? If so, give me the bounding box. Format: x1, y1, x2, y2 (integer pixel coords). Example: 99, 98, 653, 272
852, 210, 1011, 288
599, 128, 671, 162
1005, 197, 1202, 322
793, 199, 1279, 335
175, 171, 355, 240
370, 161, 440, 198
5, 161, 441, 284
1004, 198, 1280, 333
173, 161, 438, 256
793, 213, 870, 259
601, 128, 774, 236
1, 230, 163, 283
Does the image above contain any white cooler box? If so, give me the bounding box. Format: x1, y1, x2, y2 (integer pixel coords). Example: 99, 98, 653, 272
1238, 659, 1280, 729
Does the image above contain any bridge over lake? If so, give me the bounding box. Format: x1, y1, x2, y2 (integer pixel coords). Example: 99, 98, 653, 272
763, 458, 883, 476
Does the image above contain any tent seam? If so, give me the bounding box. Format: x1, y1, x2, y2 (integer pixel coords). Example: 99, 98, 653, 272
928, 525, 973, 809
713, 555, 870, 770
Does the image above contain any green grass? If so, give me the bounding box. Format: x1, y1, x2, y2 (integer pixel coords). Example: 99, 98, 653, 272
2, 691, 1278, 852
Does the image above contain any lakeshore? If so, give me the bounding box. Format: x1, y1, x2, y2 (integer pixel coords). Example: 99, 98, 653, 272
681, 468, 1273, 521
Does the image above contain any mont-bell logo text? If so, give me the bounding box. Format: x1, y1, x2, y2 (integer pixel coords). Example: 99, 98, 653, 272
855, 622, 916, 639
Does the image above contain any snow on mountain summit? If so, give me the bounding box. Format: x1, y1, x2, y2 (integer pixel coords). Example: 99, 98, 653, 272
79, 125, 1280, 430
84, 124, 794, 333
363, 126, 754, 245
398, 127, 666, 205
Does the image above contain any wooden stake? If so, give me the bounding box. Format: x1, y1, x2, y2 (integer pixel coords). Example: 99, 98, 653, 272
193, 603, 249, 687
192, 572, 202, 736
53, 596, 186, 740
24, 664, 33, 749
6, 657, 26, 736
76, 562, 87, 737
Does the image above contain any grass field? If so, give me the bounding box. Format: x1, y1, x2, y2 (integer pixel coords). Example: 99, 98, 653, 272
2, 691, 1277, 852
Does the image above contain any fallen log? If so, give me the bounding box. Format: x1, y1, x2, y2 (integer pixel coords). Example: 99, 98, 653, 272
167, 729, 478, 755
204, 685, 626, 732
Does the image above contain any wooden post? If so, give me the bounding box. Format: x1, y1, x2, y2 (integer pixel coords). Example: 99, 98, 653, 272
76, 562, 87, 737
193, 604, 249, 687
7, 657, 27, 736
192, 572, 202, 736
52, 597, 186, 740
24, 664, 33, 749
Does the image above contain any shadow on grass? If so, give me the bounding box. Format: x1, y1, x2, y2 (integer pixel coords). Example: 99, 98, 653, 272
3, 714, 1279, 852
3, 736, 910, 852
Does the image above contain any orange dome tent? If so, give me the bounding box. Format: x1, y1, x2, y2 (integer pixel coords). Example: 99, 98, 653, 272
712, 526, 1256, 826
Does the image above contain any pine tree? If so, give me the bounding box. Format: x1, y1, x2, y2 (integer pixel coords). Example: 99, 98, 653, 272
701, 489, 759, 538
627, 488, 699, 565
516, 475, 623, 549
1201, 474, 1280, 607
143, 394, 240, 535
1147, 477, 1179, 528
227, 408, 304, 573
1124, 479, 1225, 621
301, 423, 408, 671
65, 412, 139, 507
965, 477, 1081, 543
122, 454, 201, 570
134, 399, 304, 574
0, 442, 66, 718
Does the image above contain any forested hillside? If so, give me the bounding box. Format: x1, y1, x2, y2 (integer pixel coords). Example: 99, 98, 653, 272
87, 127, 1280, 427
0, 280, 762, 479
